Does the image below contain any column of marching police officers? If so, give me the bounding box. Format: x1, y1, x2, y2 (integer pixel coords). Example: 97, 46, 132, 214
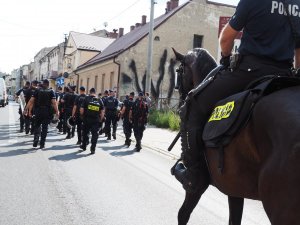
15, 79, 150, 154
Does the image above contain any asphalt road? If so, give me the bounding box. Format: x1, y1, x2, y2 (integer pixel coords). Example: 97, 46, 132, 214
0, 102, 270, 225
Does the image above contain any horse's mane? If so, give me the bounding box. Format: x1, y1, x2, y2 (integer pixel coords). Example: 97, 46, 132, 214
186, 48, 218, 83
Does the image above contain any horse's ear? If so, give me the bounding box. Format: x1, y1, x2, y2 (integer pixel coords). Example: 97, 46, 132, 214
172, 48, 184, 62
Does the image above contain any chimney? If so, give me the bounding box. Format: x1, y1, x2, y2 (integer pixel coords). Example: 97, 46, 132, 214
170, 0, 179, 10
118, 28, 124, 38
166, 1, 171, 13
142, 15, 147, 25
130, 25, 135, 31
135, 23, 141, 28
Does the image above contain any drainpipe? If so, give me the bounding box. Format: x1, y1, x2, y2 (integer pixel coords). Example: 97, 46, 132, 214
113, 57, 121, 98
74, 71, 80, 93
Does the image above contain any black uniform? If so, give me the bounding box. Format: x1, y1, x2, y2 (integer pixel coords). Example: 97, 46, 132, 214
104, 96, 119, 140
15, 87, 30, 132
32, 87, 56, 148
122, 97, 134, 146
174, 0, 300, 192
80, 96, 104, 153
131, 98, 148, 151
56, 92, 64, 133
101, 95, 108, 136
24, 87, 36, 134
63, 92, 77, 138
74, 93, 86, 144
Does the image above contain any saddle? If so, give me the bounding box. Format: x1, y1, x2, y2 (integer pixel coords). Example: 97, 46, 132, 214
202, 76, 300, 171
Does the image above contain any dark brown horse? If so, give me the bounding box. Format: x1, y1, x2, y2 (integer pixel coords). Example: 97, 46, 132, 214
173, 48, 300, 225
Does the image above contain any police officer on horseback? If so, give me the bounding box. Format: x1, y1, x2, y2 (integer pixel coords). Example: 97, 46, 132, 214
72, 86, 86, 145
104, 90, 119, 140
173, 0, 300, 193
27, 79, 59, 149
120, 92, 135, 147
80, 88, 104, 154
130, 92, 148, 152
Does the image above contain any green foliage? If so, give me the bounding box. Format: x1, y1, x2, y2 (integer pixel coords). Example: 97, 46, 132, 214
148, 110, 180, 131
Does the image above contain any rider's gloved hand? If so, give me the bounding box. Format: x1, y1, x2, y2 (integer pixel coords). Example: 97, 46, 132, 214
220, 53, 231, 68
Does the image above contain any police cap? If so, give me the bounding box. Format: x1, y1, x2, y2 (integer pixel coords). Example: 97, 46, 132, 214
138, 92, 144, 96
31, 80, 38, 85
89, 88, 96, 93
79, 86, 85, 91
42, 79, 49, 85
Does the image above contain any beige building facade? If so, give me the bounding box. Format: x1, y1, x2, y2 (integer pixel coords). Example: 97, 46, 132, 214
76, 0, 236, 105
63, 31, 115, 88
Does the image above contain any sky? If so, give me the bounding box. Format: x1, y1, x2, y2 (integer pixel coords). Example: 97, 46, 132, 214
0, 0, 238, 74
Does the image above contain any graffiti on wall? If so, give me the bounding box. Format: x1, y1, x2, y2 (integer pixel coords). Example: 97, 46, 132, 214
121, 49, 176, 103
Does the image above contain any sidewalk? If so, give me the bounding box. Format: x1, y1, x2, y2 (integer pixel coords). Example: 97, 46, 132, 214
116, 124, 181, 160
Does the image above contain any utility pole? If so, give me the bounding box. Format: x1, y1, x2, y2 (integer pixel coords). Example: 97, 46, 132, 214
146, 0, 155, 94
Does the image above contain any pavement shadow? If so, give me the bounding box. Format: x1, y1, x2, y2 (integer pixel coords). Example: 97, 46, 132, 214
101, 144, 126, 152
46, 144, 77, 151
2, 141, 32, 148
0, 148, 37, 157
110, 149, 136, 157
48, 151, 90, 161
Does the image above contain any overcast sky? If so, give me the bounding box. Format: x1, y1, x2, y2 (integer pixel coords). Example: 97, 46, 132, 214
0, 0, 238, 74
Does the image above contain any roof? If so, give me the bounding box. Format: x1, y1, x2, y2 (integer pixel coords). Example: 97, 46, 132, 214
76, 1, 191, 71
70, 31, 115, 52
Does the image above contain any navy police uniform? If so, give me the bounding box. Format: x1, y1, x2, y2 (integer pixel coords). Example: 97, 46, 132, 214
174, 0, 300, 192
104, 95, 119, 140
15, 86, 30, 132
80, 95, 104, 154
122, 96, 134, 146
32, 87, 56, 148
131, 94, 148, 151
63, 90, 77, 138
74, 93, 86, 144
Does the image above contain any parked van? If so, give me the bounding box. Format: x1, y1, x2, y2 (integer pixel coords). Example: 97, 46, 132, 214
0, 78, 8, 107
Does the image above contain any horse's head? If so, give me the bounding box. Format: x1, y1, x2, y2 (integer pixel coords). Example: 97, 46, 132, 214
172, 48, 217, 102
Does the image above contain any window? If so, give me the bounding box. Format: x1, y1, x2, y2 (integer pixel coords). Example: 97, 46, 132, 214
101, 73, 105, 92
87, 78, 90, 92
110, 72, 114, 90
95, 75, 98, 92
193, 34, 203, 48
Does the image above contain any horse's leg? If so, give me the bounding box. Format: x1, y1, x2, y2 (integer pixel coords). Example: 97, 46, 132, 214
178, 185, 208, 225
228, 196, 244, 225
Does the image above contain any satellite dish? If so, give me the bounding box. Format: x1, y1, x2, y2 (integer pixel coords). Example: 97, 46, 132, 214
103, 22, 108, 27
63, 72, 69, 78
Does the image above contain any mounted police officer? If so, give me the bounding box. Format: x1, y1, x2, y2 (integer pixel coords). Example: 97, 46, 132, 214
104, 90, 119, 140
173, 0, 300, 193
61, 86, 77, 139
80, 88, 104, 154
72, 86, 86, 145
15, 81, 31, 133
27, 79, 59, 149
120, 92, 135, 147
130, 92, 148, 152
